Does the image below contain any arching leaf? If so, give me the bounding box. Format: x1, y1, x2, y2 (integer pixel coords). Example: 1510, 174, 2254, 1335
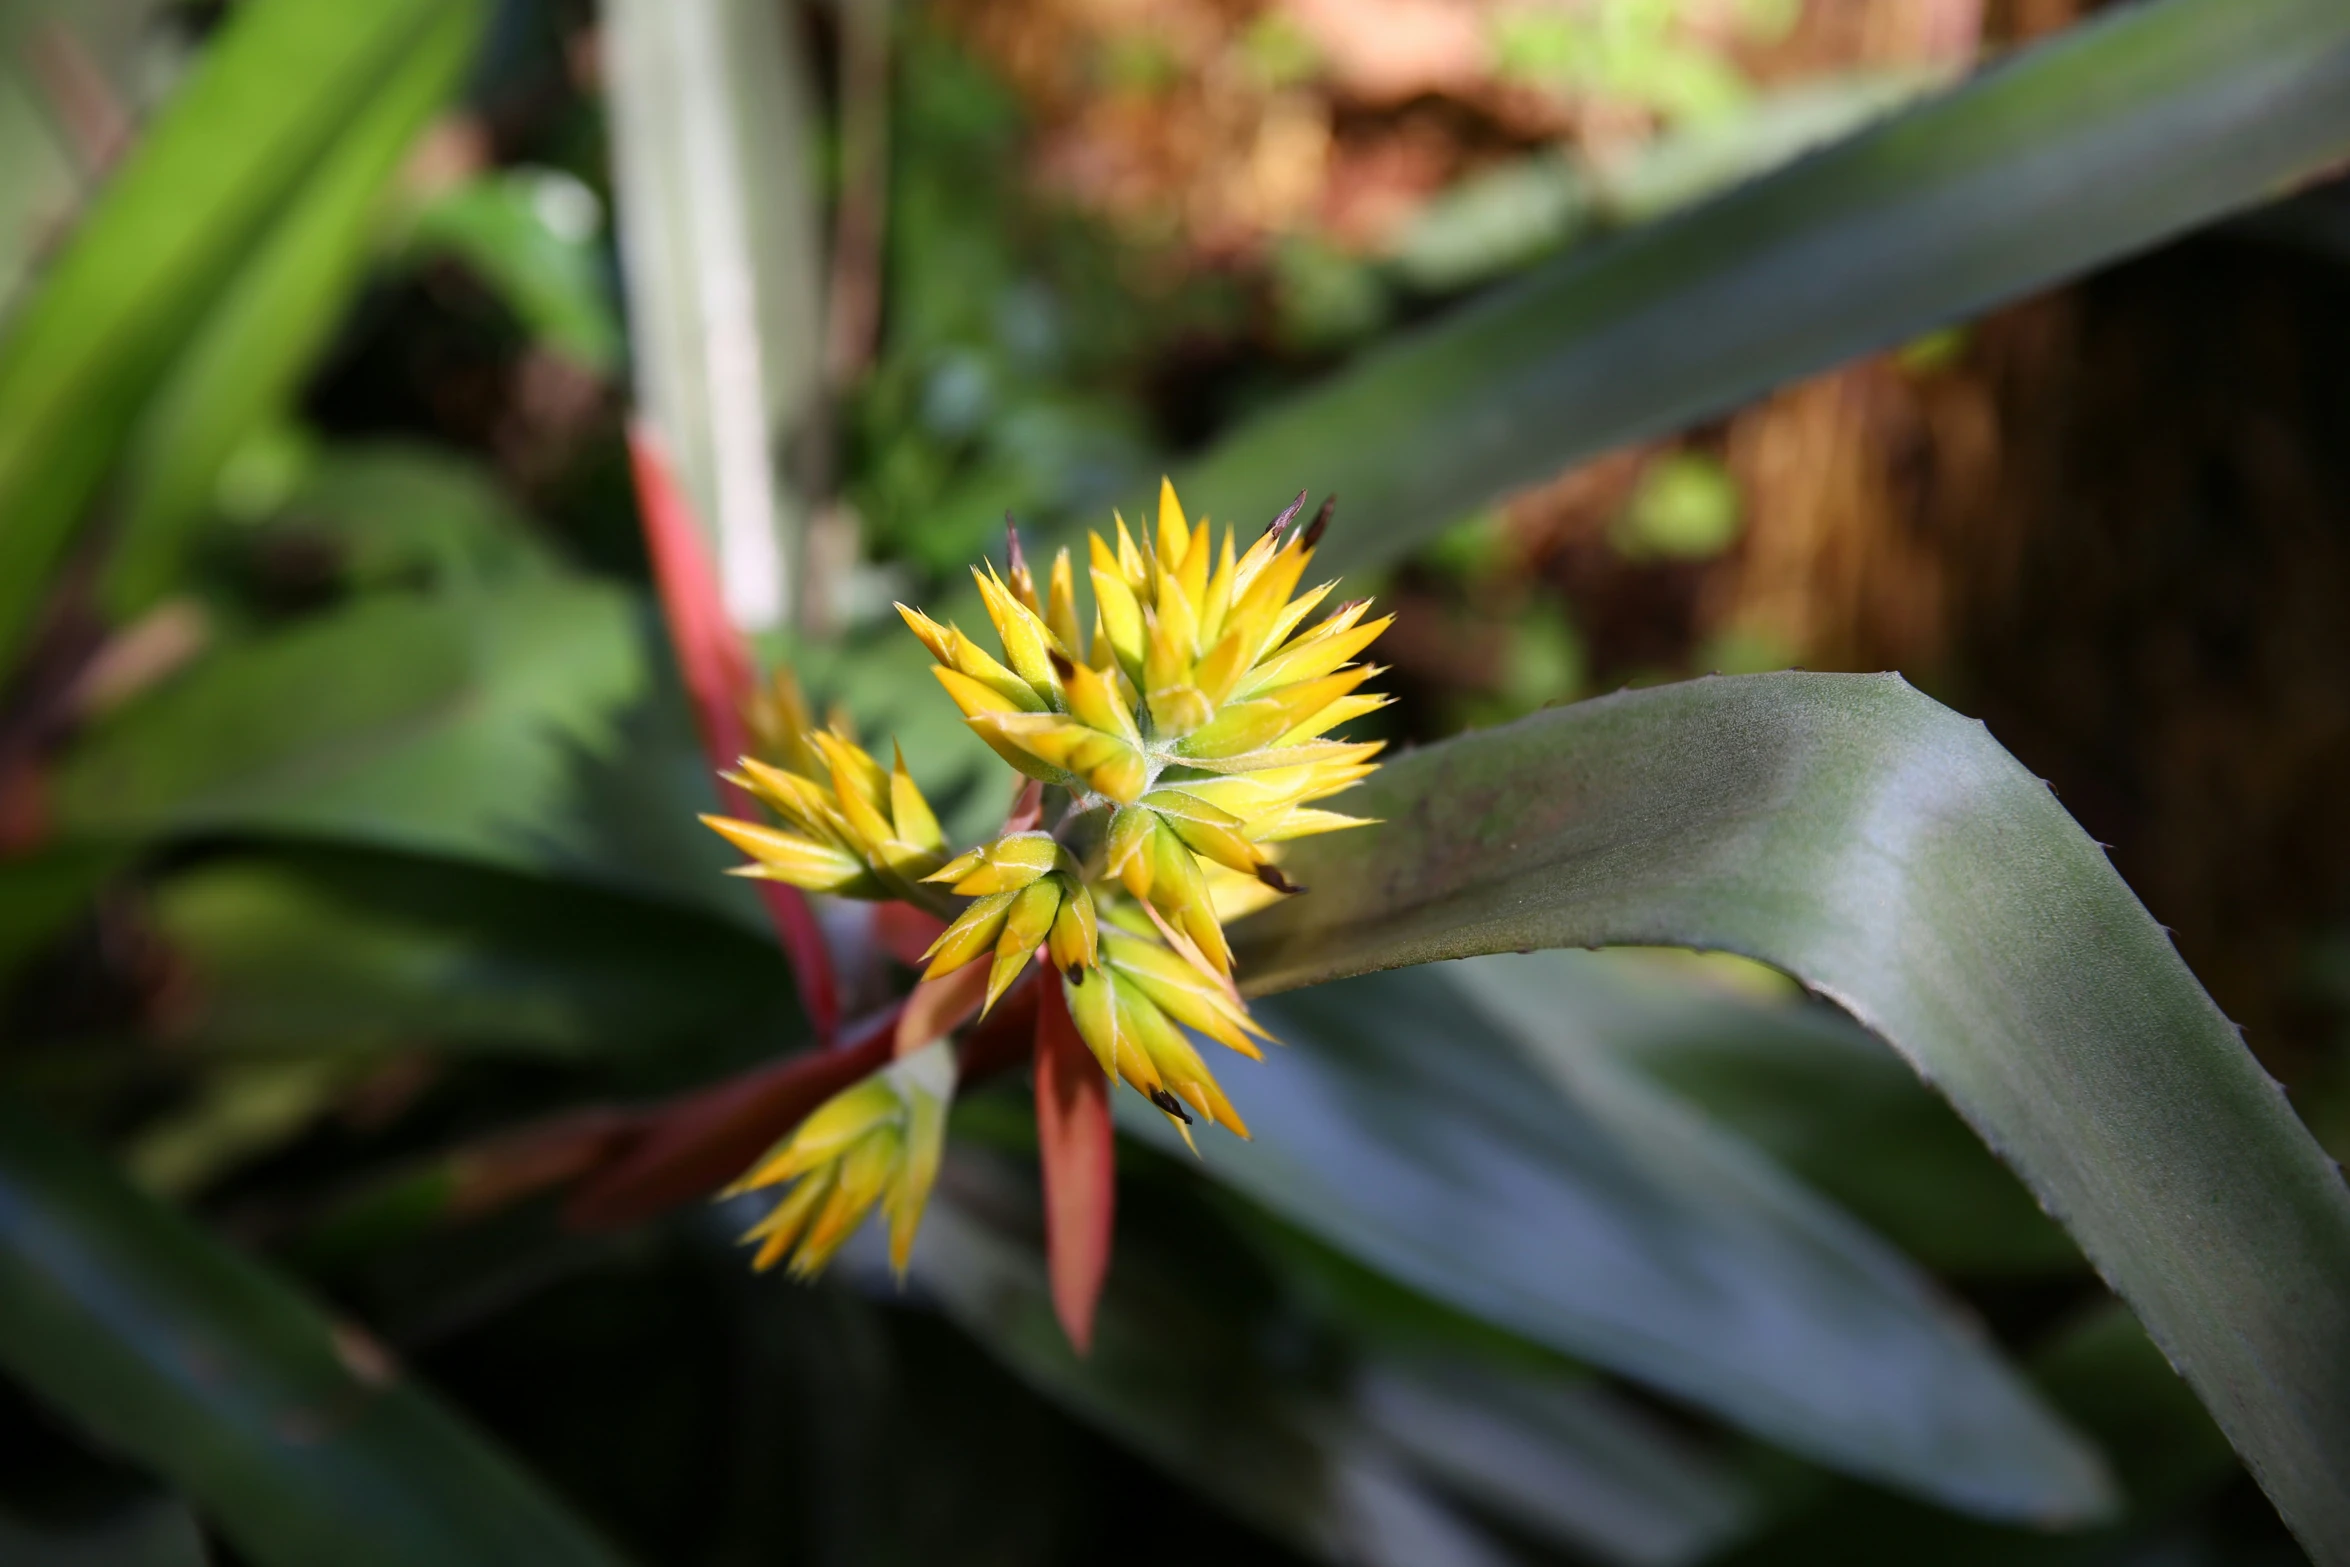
1177, 0, 2350, 580
1232, 671, 2350, 1560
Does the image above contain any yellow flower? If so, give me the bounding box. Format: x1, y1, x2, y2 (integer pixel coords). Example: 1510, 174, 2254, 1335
1062, 960, 1250, 1143
919, 832, 1099, 1012
700, 720, 949, 904
729, 1041, 956, 1278
883, 480, 1387, 1133
702, 479, 1388, 1216
898, 480, 1384, 974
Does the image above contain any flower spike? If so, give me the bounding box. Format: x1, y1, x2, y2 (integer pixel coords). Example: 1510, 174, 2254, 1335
697, 479, 1389, 1308
730, 1041, 957, 1278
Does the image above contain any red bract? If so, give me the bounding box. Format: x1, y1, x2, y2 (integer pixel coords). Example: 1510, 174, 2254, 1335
627, 424, 838, 1039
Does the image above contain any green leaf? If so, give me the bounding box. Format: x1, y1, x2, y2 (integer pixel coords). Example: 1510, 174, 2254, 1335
0, 1101, 627, 1565
1232, 671, 2350, 1560
0, 847, 120, 995
142, 845, 795, 1059
98, 0, 484, 618
1467, 949, 2079, 1275
1119, 964, 2111, 1521
0, 1492, 210, 1567
50, 579, 754, 926
0, 0, 482, 669
252, 444, 559, 592
1176, 0, 2350, 579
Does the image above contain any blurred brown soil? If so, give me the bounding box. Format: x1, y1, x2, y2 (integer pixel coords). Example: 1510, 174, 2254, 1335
939, 0, 1995, 261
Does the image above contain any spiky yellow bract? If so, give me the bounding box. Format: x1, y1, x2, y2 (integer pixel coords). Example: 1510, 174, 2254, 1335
697, 480, 1387, 1278
895, 478, 1389, 1135
730, 1041, 956, 1278
700, 713, 950, 907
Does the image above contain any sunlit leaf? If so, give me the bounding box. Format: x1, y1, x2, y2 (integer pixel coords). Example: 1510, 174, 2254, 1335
51, 578, 752, 926
1233, 670, 2350, 1558
0, 0, 484, 668
97, 0, 483, 618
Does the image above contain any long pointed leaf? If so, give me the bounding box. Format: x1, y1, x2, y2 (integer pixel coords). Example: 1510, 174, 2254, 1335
98, 0, 484, 618
49, 578, 747, 922
1231, 671, 2350, 1562
1120, 964, 2111, 1521
1177, 0, 2350, 578
0, 0, 475, 668
0, 1101, 626, 1565
1473, 948, 2081, 1276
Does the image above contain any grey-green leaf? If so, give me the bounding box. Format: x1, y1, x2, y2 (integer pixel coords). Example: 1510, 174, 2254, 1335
143, 845, 796, 1059
1232, 671, 2350, 1562
1177, 0, 2350, 579
0, 1101, 627, 1566
1463, 948, 2080, 1276
1120, 965, 2112, 1522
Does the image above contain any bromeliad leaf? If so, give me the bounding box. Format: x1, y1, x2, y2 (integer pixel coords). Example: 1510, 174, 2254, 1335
1463, 948, 2081, 1277
902, 1147, 1761, 1567
1231, 670, 2350, 1560
0, 1101, 626, 1567
0, 0, 487, 668
97, 0, 484, 619
1117, 962, 2113, 1522
143, 845, 798, 1060
51, 578, 748, 925
1175, 0, 2350, 580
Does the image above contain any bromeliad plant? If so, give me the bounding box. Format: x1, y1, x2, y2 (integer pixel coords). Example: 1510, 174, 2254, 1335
664, 470, 2350, 1567
700, 481, 1387, 1298
7, 1, 2350, 1563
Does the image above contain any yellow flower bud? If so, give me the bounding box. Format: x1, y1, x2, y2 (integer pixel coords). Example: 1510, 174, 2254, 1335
731, 1042, 956, 1278
707, 479, 1392, 1225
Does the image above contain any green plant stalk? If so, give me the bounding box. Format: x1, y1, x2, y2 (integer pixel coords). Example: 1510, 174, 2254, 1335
1177, 0, 2350, 579
1232, 672, 2350, 1563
